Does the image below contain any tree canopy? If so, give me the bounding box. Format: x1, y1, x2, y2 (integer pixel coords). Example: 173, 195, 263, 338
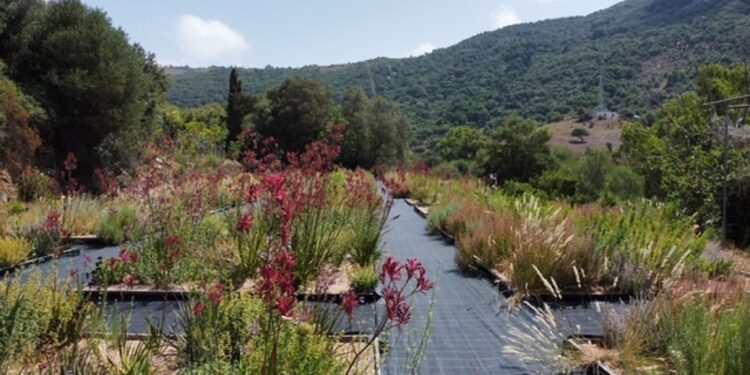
479, 116, 551, 183
1, 0, 167, 181
255, 77, 334, 153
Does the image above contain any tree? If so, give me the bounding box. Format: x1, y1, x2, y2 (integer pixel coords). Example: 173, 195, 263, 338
339, 88, 371, 168
620, 65, 750, 226
479, 116, 551, 183
255, 78, 333, 153
571, 128, 590, 143
367, 97, 410, 168
9, 0, 166, 181
0, 62, 42, 178
436, 126, 489, 161
575, 149, 613, 201
226, 68, 255, 153
339, 88, 411, 169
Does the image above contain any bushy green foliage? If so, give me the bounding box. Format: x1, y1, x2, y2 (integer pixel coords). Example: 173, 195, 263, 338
0, 271, 82, 369
255, 77, 334, 153
436, 126, 489, 162
177, 294, 345, 375
339, 88, 411, 168
0, 63, 42, 179
0, 237, 32, 268
665, 297, 750, 375
174, 294, 262, 365
479, 116, 551, 183
1, 0, 167, 181
621, 65, 750, 228
98, 205, 141, 244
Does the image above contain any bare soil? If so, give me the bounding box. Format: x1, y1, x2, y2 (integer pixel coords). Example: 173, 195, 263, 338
543, 118, 623, 155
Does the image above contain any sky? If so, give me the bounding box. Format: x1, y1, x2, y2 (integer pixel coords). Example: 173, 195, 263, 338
82, 0, 622, 68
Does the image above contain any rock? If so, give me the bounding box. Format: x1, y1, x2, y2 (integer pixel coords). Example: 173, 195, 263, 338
0, 170, 18, 202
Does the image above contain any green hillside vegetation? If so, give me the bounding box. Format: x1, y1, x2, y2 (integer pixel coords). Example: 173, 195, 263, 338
166, 0, 750, 129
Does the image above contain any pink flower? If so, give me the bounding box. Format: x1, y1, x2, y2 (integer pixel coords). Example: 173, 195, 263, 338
382, 287, 410, 327
108, 258, 120, 269
44, 211, 62, 232
342, 291, 359, 318
245, 185, 262, 203
206, 282, 225, 304
380, 257, 402, 283
404, 258, 425, 279
120, 249, 139, 264
167, 249, 182, 262
123, 274, 138, 288
278, 295, 295, 317
417, 275, 434, 293
194, 303, 206, 317
166, 235, 182, 248
236, 214, 254, 232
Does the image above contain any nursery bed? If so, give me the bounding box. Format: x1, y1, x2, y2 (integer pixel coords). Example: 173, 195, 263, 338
381, 199, 627, 375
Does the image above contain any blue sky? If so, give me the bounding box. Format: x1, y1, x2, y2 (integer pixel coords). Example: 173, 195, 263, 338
82, 0, 622, 68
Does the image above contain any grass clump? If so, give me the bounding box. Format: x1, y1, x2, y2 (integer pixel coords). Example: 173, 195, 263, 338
0, 237, 32, 268
98, 204, 141, 244
349, 264, 378, 293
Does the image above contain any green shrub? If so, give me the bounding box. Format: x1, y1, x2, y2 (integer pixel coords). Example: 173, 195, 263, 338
0, 237, 32, 268
7, 201, 25, 215
349, 264, 378, 293
244, 321, 345, 375
16, 168, 56, 201
346, 208, 387, 267
98, 205, 140, 244
0, 271, 82, 367
426, 201, 460, 234
603, 165, 645, 204
173, 294, 261, 365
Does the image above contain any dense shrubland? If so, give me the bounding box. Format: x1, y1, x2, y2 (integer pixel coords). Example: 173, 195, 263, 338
166, 0, 750, 138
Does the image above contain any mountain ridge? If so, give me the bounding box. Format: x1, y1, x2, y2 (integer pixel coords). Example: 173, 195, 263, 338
165, 0, 750, 128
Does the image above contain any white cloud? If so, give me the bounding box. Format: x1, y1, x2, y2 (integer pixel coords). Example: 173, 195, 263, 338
176, 15, 249, 66
490, 5, 522, 29
413, 42, 434, 56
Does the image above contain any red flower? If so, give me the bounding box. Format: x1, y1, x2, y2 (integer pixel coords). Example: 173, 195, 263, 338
342, 291, 359, 318
404, 258, 425, 279
44, 211, 62, 233
167, 249, 182, 262
382, 287, 409, 327
123, 274, 138, 288
166, 235, 182, 248
108, 257, 120, 269
120, 249, 139, 264
206, 282, 225, 304
236, 214, 254, 232
380, 257, 402, 283
194, 303, 206, 317
417, 275, 434, 293
245, 185, 262, 203
394, 303, 411, 327
278, 295, 295, 317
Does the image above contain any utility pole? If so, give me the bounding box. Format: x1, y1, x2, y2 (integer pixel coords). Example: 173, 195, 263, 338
704, 94, 750, 241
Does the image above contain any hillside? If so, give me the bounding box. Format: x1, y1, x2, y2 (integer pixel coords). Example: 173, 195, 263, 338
544, 119, 623, 155
165, 0, 750, 127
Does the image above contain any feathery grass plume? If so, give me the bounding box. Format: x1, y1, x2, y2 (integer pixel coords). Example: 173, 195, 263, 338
502, 301, 576, 373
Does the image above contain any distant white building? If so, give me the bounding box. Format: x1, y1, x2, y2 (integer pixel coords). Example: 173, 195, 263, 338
595, 110, 619, 120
